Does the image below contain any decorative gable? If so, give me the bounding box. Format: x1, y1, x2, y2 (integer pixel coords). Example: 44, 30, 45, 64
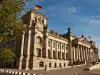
79, 38, 90, 45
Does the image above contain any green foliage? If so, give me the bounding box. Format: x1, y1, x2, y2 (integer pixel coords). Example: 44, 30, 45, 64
0, 48, 15, 64
0, 0, 27, 42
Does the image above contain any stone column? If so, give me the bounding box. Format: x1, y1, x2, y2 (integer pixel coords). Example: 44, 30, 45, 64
93, 53, 94, 62
73, 47, 75, 61
75, 47, 77, 60
85, 48, 87, 61
19, 31, 25, 69
25, 29, 32, 70
87, 48, 89, 61
33, 29, 37, 57
51, 39, 53, 59
83, 47, 85, 61
64, 44, 66, 60
32, 28, 38, 70
60, 42, 62, 60
85, 47, 87, 61
78, 45, 80, 60
45, 33, 48, 58
88, 48, 90, 62
77, 46, 79, 60
82, 46, 84, 60
46, 37, 48, 58
86, 47, 87, 61
84, 47, 86, 61
74, 47, 76, 61
89, 48, 91, 62
56, 41, 58, 59
80, 45, 82, 61
43, 25, 48, 58
79, 46, 81, 61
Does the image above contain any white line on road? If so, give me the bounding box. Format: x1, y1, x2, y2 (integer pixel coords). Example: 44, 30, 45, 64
91, 72, 100, 75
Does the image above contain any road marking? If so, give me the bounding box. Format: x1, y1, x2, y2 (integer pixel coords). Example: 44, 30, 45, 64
91, 72, 100, 75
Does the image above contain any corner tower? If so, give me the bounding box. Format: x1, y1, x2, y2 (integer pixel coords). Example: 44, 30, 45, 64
19, 10, 48, 70
66, 27, 73, 66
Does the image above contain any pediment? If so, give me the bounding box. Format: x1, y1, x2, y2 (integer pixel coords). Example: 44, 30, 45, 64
79, 38, 90, 45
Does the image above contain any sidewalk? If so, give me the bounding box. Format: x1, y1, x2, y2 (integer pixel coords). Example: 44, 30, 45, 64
0, 64, 85, 74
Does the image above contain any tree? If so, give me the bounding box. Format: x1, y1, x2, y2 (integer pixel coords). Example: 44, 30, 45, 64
0, 0, 32, 42
0, 48, 15, 68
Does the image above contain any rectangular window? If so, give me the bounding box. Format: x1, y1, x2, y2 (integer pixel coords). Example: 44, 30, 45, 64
39, 62, 44, 67
37, 48, 41, 57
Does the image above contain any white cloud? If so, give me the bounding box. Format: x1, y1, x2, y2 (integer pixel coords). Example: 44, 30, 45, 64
89, 20, 100, 24
92, 16, 100, 18
68, 6, 79, 13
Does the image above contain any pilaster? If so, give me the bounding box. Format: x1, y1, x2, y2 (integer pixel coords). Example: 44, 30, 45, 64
32, 29, 37, 70
82, 46, 84, 60
60, 42, 62, 60
88, 48, 90, 62
73, 47, 75, 61
86, 48, 88, 61
87, 48, 89, 61
56, 41, 58, 59
64, 44, 66, 60
80, 45, 82, 61
19, 31, 25, 69
51, 39, 53, 59
25, 20, 32, 70
75, 47, 78, 60
78, 45, 80, 60
25, 29, 31, 70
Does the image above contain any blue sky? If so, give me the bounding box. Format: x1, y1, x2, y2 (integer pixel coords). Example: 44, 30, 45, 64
23, 0, 100, 57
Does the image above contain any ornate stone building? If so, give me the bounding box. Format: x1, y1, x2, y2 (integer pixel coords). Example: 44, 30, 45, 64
0, 10, 99, 70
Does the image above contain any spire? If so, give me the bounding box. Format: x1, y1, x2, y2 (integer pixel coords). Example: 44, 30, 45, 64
68, 27, 71, 32
67, 27, 72, 36
81, 34, 84, 38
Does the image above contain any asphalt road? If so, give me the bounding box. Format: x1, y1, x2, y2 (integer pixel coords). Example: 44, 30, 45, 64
33, 66, 100, 75
0, 65, 100, 75
77, 71, 100, 75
